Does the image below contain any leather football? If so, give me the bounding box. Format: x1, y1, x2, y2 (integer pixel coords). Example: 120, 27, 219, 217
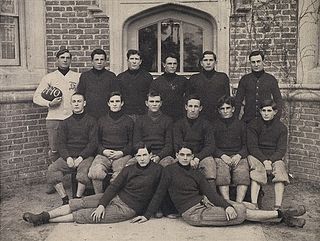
41, 86, 63, 101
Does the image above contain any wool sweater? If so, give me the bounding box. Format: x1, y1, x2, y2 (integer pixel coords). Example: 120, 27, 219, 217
173, 117, 215, 160
116, 68, 153, 115
77, 68, 118, 119
98, 161, 162, 215
234, 70, 283, 122
247, 118, 288, 162
133, 112, 173, 158
150, 73, 188, 121
57, 112, 98, 160
213, 116, 247, 158
33, 69, 80, 120
144, 162, 231, 218
188, 70, 230, 121
97, 113, 134, 156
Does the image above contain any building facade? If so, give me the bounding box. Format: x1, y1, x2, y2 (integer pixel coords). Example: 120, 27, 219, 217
1, 0, 319, 194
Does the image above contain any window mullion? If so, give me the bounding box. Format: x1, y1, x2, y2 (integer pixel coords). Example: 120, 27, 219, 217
157, 21, 161, 73
179, 21, 183, 73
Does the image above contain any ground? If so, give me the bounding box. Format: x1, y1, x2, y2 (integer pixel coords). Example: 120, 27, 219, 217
0, 180, 319, 241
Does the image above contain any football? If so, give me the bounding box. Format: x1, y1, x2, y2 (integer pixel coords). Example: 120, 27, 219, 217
41, 86, 63, 101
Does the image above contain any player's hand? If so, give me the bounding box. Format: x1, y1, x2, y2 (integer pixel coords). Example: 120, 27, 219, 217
225, 206, 237, 221
131, 216, 148, 224
91, 205, 105, 223
221, 154, 232, 166
74, 156, 83, 167
49, 97, 62, 107
66, 157, 74, 168
151, 155, 161, 163
263, 160, 273, 174
231, 154, 242, 167
190, 158, 200, 169
109, 151, 124, 160
103, 149, 113, 158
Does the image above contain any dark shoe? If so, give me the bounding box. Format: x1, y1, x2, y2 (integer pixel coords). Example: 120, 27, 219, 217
282, 205, 306, 217
23, 212, 46, 226
282, 216, 306, 228
154, 211, 163, 218
45, 185, 56, 194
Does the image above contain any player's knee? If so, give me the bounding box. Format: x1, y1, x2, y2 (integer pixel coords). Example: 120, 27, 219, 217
88, 165, 106, 180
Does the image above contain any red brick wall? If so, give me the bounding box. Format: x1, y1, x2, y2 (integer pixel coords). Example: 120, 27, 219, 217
230, 0, 297, 84
45, 0, 110, 73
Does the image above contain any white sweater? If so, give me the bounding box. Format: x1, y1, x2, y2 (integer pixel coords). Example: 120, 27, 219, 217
33, 70, 80, 120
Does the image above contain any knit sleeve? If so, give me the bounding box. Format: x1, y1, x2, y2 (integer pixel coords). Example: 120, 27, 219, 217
57, 120, 69, 160
271, 77, 283, 119
133, 117, 143, 148
238, 121, 248, 158
196, 121, 215, 160
247, 121, 268, 161
157, 118, 173, 159
269, 124, 288, 162
97, 118, 105, 155
234, 77, 245, 119
120, 118, 134, 156
79, 117, 98, 159
77, 73, 86, 95
224, 74, 231, 97
173, 121, 184, 154
33, 75, 51, 107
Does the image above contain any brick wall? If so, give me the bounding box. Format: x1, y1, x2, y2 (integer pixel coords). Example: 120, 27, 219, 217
0, 102, 49, 195
45, 0, 109, 73
230, 0, 297, 84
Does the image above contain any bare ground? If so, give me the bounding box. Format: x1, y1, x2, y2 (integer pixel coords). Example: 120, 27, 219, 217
0, 180, 319, 241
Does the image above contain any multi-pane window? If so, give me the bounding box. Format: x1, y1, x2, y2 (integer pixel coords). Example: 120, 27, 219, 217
139, 19, 203, 73
0, 0, 20, 65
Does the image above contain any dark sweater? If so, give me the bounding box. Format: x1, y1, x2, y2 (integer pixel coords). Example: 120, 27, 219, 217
98, 161, 162, 215
150, 73, 188, 121
247, 118, 288, 162
97, 113, 134, 156
133, 112, 173, 158
144, 162, 231, 218
213, 116, 247, 158
77, 68, 118, 119
173, 117, 215, 160
234, 70, 283, 122
116, 69, 153, 115
58, 112, 97, 160
188, 70, 230, 121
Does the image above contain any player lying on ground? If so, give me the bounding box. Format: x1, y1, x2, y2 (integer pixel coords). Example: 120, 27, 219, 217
22, 145, 162, 226
132, 145, 306, 228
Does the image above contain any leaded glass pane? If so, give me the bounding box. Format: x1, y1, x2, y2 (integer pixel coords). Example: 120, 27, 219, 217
139, 24, 157, 72
0, 15, 17, 59
161, 19, 180, 63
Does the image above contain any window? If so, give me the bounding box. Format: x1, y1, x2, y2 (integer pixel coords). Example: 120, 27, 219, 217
0, 0, 20, 65
139, 19, 203, 72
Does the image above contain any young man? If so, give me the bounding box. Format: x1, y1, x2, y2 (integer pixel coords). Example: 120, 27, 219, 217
22, 145, 162, 226
116, 49, 153, 121
173, 95, 216, 189
213, 96, 249, 202
150, 53, 188, 121
127, 91, 175, 167
188, 51, 230, 121
132, 146, 306, 228
88, 92, 134, 194
247, 100, 289, 210
33, 49, 80, 194
47, 93, 97, 205
77, 48, 118, 120
235, 50, 283, 123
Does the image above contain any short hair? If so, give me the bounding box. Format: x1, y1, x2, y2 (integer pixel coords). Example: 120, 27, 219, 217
127, 49, 141, 59
200, 51, 217, 61
176, 144, 194, 154
72, 92, 86, 101
134, 142, 152, 155
185, 94, 202, 106
217, 96, 235, 109
91, 48, 107, 60
108, 91, 122, 102
259, 99, 277, 110
147, 90, 161, 100
249, 50, 265, 61
163, 53, 178, 63
56, 49, 71, 58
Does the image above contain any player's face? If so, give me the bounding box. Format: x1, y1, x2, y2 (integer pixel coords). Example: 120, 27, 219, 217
163, 57, 178, 74
185, 99, 202, 119
145, 96, 162, 112
176, 148, 194, 166
71, 94, 86, 114
260, 106, 277, 121
57, 52, 71, 69
127, 54, 142, 70
218, 103, 235, 119
250, 55, 264, 72
92, 54, 106, 70
200, 54, 216, 71
108, 95, 123, 112
135, 148, 151, 167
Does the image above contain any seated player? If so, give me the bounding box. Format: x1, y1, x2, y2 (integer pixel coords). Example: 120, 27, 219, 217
88, 92, 134, 194
213, 96, 249, 202
22, 145, 162, 226
127, 91, 175, 167
47, 93, 97, 205
132, 145, 306, 228
247, 100, 290, 210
